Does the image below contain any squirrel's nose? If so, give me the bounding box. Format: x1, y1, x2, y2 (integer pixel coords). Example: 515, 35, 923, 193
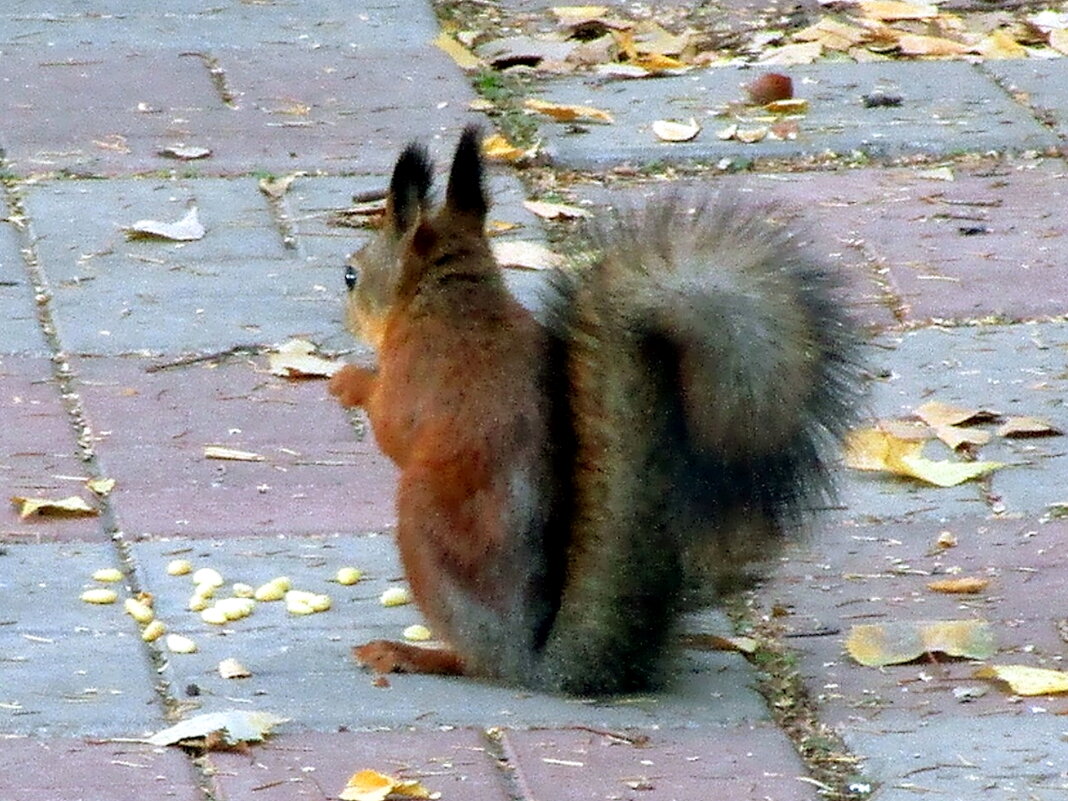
344, 265, 357, 291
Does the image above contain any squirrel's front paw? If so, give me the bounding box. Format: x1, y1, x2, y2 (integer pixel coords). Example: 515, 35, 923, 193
352, 640, 466, 676
329, 364, 373, 408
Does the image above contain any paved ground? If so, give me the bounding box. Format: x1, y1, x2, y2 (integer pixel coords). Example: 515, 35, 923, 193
2, 1, 1068, 799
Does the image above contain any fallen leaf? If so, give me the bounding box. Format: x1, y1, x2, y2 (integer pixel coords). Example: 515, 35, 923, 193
1051, 28, 1068, 56
927, 576, 990, 594
932, 424, 991, 450
914, 401, 1000, 428
757, 42, 822, 65
525, 98, 614, 124
764, 98, 809, 115
631, 53, 687, 72
997, 416, 1061, 438
916, 166, 955, 182
11, 495, 98, 520
895, 33, 970, 57
679, 633, 758, 654
268, 339, 341, 379
159, 145, 212, 160
86, 477, 116, 497
794, 18, 871, 51
523, 199, 592, 220
845, 427, 1004, 487
125, 208, 205, 242
651, 118, 701, 142
218, 657, 252, 679
975, 664, 1068, 696
147, 710, 287, 747
491, 240, 565, 270
846, 619, 994, 667
860, 1, 939, 22
551, 6, 610, 24
975, 29, 1028, 59
203, 446, 266, 462
258, 174, 298, 199
481, 133, 528, 162
340, 769, 437, 801
433, 32, 482, 70
735, 126, 770, 144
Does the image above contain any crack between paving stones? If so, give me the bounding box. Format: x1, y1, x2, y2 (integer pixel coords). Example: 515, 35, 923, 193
6, 182, 193, 725
181, 50, 238, 109
482, 727, 535, 801
971, 61, 1063, 140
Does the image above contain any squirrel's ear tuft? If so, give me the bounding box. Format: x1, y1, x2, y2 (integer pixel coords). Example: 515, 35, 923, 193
389, 141, 433, 233
445, 125, 487, 220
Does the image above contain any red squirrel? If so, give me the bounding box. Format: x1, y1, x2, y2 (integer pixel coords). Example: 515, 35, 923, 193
329, 126, 861, 695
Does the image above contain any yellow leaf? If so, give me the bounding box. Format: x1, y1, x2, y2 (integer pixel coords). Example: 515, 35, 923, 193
896, 33, 969, 57
758, 41, 823, 65
860, 1, 939, 21
975, 29, 1028, 59
12, 495, 98, 520
997, 416, 1061, 438
651, 118, 701, 142
631, 52, 687, 72
915, 400, 999, 428
480, 133, 527, 163
433, 32, 482, 70
551, 6, 610, 23
975, 664, 1068, 696
931, 424, 990, 450
764, 98, 809, 115
340, 770, 436, 801
524, 98, 614, 124
86, 477, 116, 497
203, 446, 266, 462
845, 427, 1003, 487
927, 576, 990, 594
1050, 28, 1068, 56
846, 619, 994, 667
794, 18, 871, 51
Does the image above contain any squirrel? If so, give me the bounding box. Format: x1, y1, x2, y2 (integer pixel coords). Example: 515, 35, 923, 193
328, 125, 861, 696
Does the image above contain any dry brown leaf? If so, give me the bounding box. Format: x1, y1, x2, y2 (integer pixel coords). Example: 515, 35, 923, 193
927, 576, 990, 594
845, 427, 1003, 487
932, 424, 991, 450
651, 118, 701, 142
846, 619, 994, 667
997, 416, 1062, 438
764, 98, 809, 115
895, 33, 970, 57
160, 145, 212, 160
758, 42, 822, 65
974, 29, 1028, 59
860, 1, 939, 22
203, 446, 266, 462
974, 664, 1068, 696
914, 401, 1000, 428
340, 769, 437, 801
258, 174, 298, 199
433, 32, 482, 70
524, 98, 614, 124
794, 18, 871, 51
523, 200, 592, 220
735, 126, 769, 143
491, 240, 565, 271
125, 207, 205, 242
218, 657, 253, 679
12, 495, 98, 520
86, 477, 116, 497
268, 339, 341, 379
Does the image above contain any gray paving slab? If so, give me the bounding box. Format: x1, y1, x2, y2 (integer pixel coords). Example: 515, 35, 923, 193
503, 726, 820, 801
1, 0, 441, 50
207, 731, 510, 801
535, 62, 1059, 169
842, 714, 1068, 800
70, 356, 398, 538
0, 217, 49, 356
0, 542, 166, 737
0, 739, 203, 801
0, 356, 103, 543
982, 58, 1068, 143
131, 536, 771, 731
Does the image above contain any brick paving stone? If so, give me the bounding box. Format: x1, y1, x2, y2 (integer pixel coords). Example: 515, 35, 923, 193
0, 542, 165, 737
129, 534, 770, 730
208, 730, 510, 801
0, 356, 104, 543
534, 62, 1058, 170
70, 356, 398, 539
0, 217, 49, 356
0, 738, 202, 801
503, 726, 819, 801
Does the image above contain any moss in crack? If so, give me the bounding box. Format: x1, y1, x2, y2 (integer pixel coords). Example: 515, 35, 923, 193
472, 69, 539, 148
726, 594, 874, 800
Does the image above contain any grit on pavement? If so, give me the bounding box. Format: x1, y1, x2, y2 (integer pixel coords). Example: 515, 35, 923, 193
2, 1, 1068, 800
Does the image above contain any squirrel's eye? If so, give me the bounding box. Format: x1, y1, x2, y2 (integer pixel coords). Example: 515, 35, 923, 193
344, 265, 357, 290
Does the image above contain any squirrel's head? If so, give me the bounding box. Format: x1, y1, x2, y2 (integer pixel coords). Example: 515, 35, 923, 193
342, 125, 492, 350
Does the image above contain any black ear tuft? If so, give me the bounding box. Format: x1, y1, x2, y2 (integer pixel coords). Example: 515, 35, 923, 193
445, 125, 487, 219
390, 141, 433, 232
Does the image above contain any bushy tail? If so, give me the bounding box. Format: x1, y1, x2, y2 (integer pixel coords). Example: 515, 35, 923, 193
537, 196, 862, 694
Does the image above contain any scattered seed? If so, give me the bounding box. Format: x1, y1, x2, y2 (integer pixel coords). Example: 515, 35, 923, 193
232, 582, 255, 598
124, 598, 155, 624
201, 606, 229, 625
335, 567, 362, 586
380, 587, 411, 607
166, 559, 193, 576
404, 624, 432, 641
92, 568, 123, 583
192, 567, 224, 588
81, 588, 119, 605
166, 634, 197, 653
141, 620, 166, 642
